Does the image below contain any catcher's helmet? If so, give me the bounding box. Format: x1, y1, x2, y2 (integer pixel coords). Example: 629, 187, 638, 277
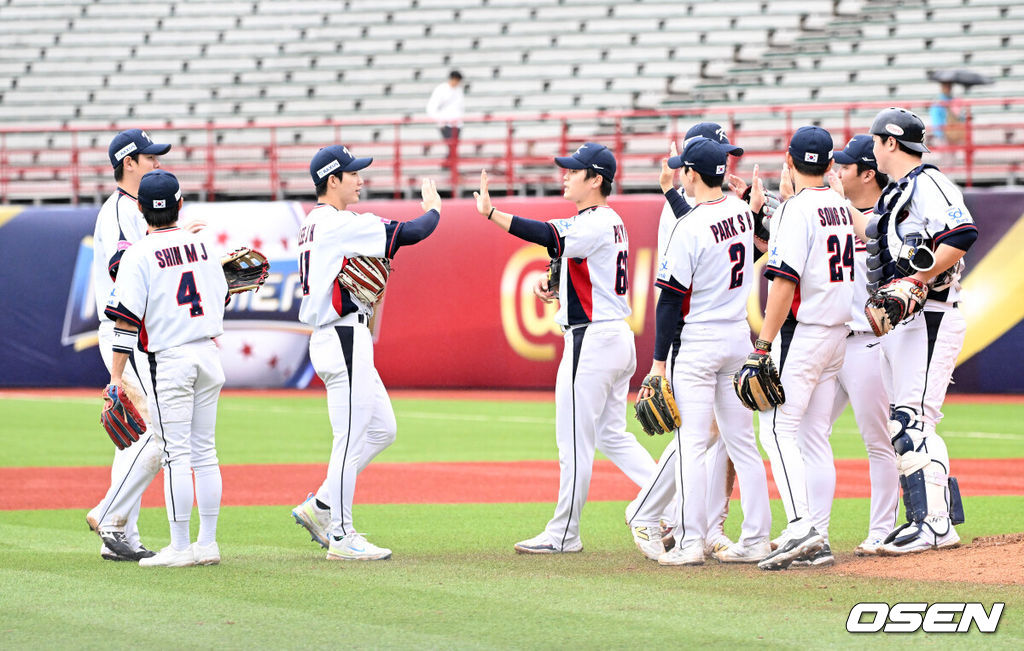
870, 107, 930, 153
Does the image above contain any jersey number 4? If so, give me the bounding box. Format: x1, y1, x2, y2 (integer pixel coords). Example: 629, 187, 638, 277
299, 250, 311, 296
827, 234, 855, 282
177, 271, 204, 317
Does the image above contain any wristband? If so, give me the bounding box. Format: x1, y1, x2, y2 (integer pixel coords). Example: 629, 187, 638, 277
487, 207, 495, 220
754, 338, 772, 352
112, 326, 138, 355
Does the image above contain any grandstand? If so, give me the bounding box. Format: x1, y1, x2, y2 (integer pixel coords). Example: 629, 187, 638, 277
0, 0, 1021, 202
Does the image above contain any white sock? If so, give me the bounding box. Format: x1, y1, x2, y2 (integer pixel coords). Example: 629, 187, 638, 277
194, 464, 222, 546
164, 461, 194, 551
170, 520, 190, 551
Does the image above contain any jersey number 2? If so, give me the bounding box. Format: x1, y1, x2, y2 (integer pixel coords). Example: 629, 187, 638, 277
827, 234, 855, 282
728, 242, 745, 289
615, 251, 629, 295
177, 272, 204, 317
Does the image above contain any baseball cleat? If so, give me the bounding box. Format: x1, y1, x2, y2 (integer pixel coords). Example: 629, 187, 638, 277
790, 543, 834, 568
292, 493, 330, 549
139, 545, 196, 568
192, 542, 221, 566
704, 533, 733, 558
513, 532, 582, 555
878, 521, 960, 555
327, 532, 392, 561
630, 524, 667, 561
99, 530, 136, 559
854, 537, 886, 556
658, 540, 705, 566
100, 543, 135, 562
757, 527, 824, 571
714, 540, 771, 564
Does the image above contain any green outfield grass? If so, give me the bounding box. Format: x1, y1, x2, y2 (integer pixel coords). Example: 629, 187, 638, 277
1, 498, 1023, 649
1, 393, 1022, 648
2, 395, 1023, 467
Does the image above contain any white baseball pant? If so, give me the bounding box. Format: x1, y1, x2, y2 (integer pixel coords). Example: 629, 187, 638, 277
309, 314, 397, 539
761, 322, 847, 540
92, 323, 162, 546
666, 320, 770, 547
830, 331, 899, 541
543, 319, 656, 550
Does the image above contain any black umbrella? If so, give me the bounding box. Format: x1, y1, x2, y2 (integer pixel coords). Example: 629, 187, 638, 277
928, 69, 993, 86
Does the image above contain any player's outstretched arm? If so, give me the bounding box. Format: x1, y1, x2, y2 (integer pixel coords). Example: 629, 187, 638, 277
474, 169, 561, 250
388, 178, 442, 253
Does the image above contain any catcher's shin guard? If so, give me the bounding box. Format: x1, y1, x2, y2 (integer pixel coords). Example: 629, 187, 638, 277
948, 476, 965, 526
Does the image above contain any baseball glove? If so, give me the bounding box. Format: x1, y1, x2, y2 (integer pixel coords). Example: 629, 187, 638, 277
634, 375, 682, 436
221, 247, 270, 294
338, 256, 391, 305
733, 345, 786, 412
101, 384, 146, 450
865, 277, 927, 337
546, 258, 561, 296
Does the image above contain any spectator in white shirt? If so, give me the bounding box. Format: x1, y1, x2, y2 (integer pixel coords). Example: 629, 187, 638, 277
426, 70, 464, 166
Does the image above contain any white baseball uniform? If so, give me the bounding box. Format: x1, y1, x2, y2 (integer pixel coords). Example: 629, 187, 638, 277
627, 191, 734, 545
297, 204, 402, 540
652, 195, 770, 548
762, 186, 855, 540
828, 207, 899, 542
105, 226, 228, 551
878, 166, 975, 538
536, 206, 656, 550
88, 188, 161, 550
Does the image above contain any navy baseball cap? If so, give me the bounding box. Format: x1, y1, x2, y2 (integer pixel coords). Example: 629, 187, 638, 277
667, 137, 729, 175
310, 145, 373, 183
834, 134, 877, 169
684, 122, 744, 156
788, 126, 834, 165
108, 129, 171, 169
554, 142, 616, 181
137, 170, 181, 210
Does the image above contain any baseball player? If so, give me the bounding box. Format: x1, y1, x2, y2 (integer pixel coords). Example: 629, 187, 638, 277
290, 145, 442, 561
856, 108, 976, 555
752, 126, 855, 571
639, 137, 771, 566
104, 170, 228, 567
826, 135, 900, 558
473, 143, 657, 554
628, 124, 746, 560
86, 129, 173, 562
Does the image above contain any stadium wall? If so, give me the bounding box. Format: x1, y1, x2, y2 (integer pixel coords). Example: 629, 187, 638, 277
1, 192, 1022, 392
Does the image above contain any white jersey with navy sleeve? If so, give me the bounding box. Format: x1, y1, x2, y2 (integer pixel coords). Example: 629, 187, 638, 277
93, 189, 148, 322
297, 204, 389, 328
656, 189, 696, 257
656, 195, 754, 323
891, 167, 975, 304
547, 206, 631, 327
764, 186, 855, 327
105, 227, 227, 352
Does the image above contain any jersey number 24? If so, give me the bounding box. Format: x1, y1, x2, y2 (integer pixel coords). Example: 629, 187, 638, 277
827, 234, 855, 282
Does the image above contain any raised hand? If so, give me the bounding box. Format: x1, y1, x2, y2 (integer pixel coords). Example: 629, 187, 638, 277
826, 169, 845, 198
420, 178, 441, 213
749, 164, 765, 214
473, 169, 492, 217
779, 162, 794, 200
659, 141, 679, 192
727, 173, 748, 198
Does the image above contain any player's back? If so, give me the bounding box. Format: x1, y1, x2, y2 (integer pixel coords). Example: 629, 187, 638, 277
665, 195, 754, 323
549, 205, 631, 327
297, 203, 387, 328
766, 187, 855, 327
114, 227, 227, 352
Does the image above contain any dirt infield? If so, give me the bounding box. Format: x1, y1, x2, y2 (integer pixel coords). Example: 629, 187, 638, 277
2, 457, 1021, 511
832, 533, 1024, 585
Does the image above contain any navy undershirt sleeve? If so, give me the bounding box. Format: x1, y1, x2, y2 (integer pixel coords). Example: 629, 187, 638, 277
664, 189, 693, 219
508, 215, 560, 249
384, 209, 439, 256
654, 288, 685, 362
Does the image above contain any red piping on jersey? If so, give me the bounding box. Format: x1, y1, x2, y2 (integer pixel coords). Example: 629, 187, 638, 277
681, 289, 692, 320
790, 284, 801, 320
934, 223, 978, 245
547, 222, 562, 256
654, 279, 688, 296
138, 320, 149, 352
765, 266, 800, 283
567, 258, 593, 321
331, 270, 346, 317
699, 196, 727, 205
116, 188, 137, 199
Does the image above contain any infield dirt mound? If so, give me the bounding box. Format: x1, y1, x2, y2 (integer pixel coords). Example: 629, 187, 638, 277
831, 533, 1024, 585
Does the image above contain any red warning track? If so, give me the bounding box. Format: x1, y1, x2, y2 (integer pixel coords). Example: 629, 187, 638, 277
1, 458, 1021, 511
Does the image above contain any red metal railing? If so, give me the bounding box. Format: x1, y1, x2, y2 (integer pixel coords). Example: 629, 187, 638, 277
1, 97, 1021, 203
